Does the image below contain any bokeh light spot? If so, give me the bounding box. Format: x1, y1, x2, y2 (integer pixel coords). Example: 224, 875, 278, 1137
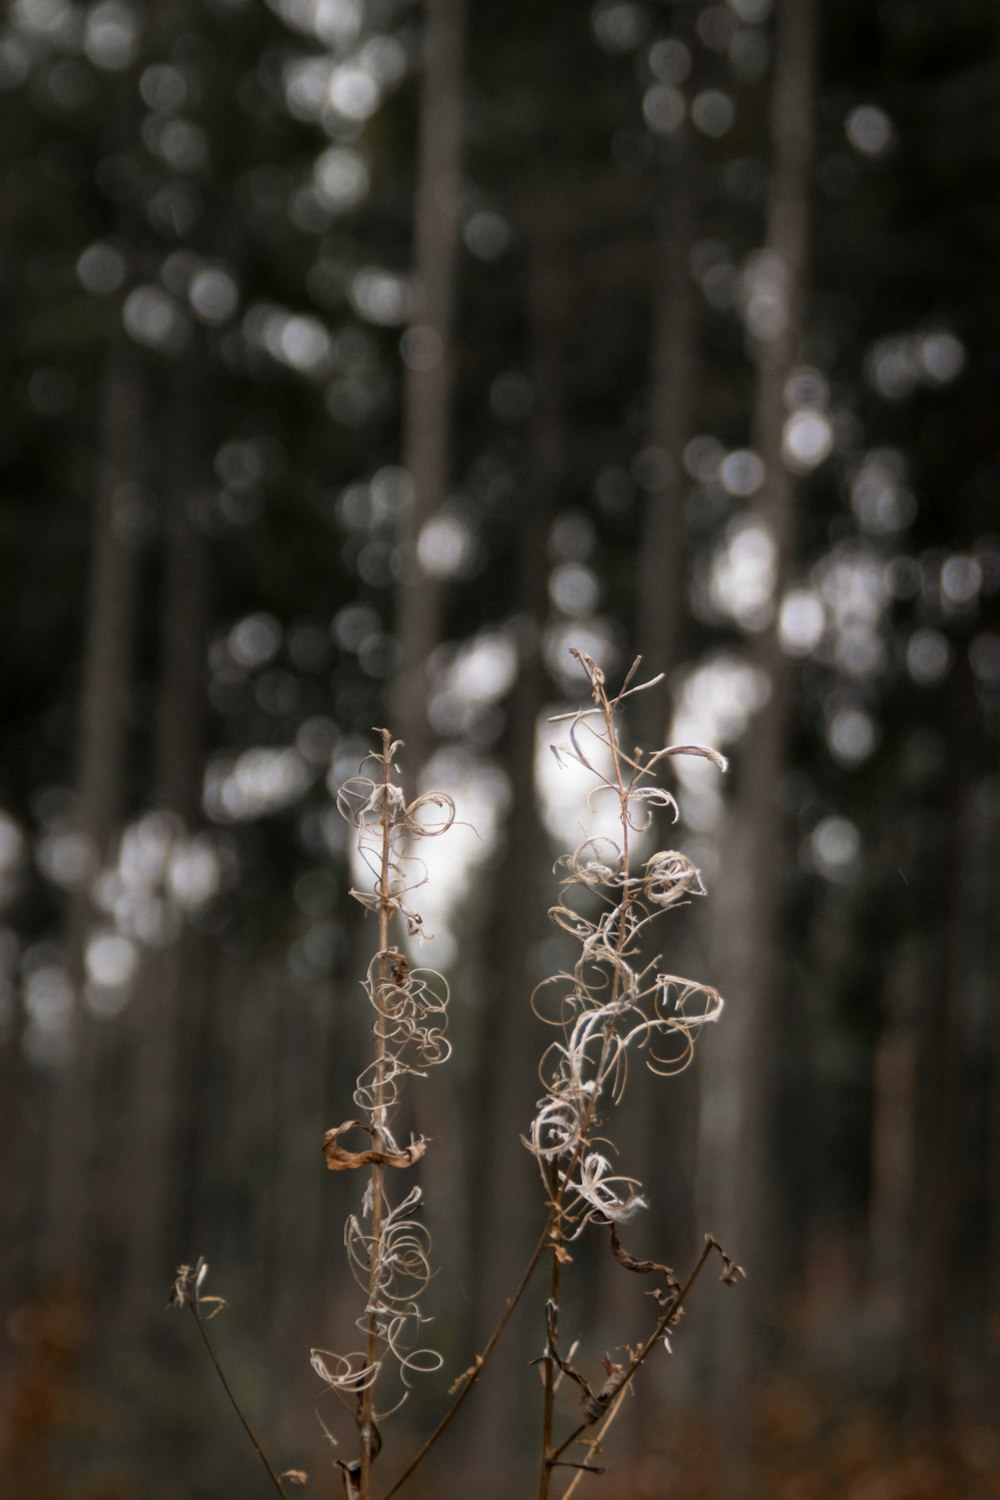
720, 448, 764, 497
78, 242, 127, 296
808, 816, 860, 879
906, 628, 951, 684
846, 104, 894, 157
782, 408, 833, 471
691, 90, 734, 138
827, 705, 878, 765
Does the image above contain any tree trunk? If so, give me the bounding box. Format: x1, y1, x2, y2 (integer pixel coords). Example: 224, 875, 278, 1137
866, 934, 921, 1391
607, 115, 704, 1443
909, 658, 975, 1439
393, 0, 465, 788
696, 0, 817, 1483
464, 202, 567, 1486
0, 940, 26, 1300
634, 122, 701, 753
272, 971, 325, 1333
989, 773, 1000, 1406
120, 360, 209, 1323
45, 341, 143, 1279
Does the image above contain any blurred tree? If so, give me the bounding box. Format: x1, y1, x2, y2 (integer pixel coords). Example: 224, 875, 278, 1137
121, 356, 211, 1325
697, 0, 817, 1483
393, 0, 465, 787
46, 339, 145, 1278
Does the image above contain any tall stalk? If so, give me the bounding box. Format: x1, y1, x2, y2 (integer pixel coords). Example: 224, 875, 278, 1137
177, 659, 737, 1500
537, 672, 643, 1500
314, 732, 457, 1497
359, 735, 394, 1496
529, 652, 732, 1498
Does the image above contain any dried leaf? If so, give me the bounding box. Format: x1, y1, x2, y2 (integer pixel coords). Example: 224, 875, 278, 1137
169, 1259, 227, 1317
322, 1120, 428, 1172
609, 1225, 679, 1293
660, 742, 728, 773
719, 1252, 747, 1287
168, 1265, 192, 1308
582, 1356, 629, 1424
337, 1459, 361, 1500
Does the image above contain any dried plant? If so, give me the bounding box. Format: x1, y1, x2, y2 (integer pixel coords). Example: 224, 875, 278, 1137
170, 1260, 294, 1496
313, 729, 457, 1500
174, 657, 741, 1500
530, 651, 726, 1218
524, 651, 736, 1499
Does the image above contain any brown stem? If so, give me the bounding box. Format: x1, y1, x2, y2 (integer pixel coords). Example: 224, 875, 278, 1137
382, 1113, 613, 1500
360, 734, 395, 1499
537, 1164, 564, 1500
536, 674, 640, 1497
550, 1236, 720, 1500
380, 1217, 552, 1500
383, 668, 653, 1500
187, 1302, 286, 1498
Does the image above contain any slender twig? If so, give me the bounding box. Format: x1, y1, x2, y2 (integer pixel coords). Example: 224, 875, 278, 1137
379, 1216, 553, 1500
537, 1163, 564, 1500
360, 732, 395, 1500
550, 1236, 720, 1500
381, 1141, 610, 1500
186, 1301, 287, 1499
557, 1387, 632, 1500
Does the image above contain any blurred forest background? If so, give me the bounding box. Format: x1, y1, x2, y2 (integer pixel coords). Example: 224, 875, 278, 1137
2, 0, 999, 1495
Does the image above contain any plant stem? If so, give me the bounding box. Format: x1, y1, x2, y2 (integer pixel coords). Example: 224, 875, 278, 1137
384, 669, 653, 1500
535, 673, 640, 1498
187, 1302, 286, 1499
537, 1163, 564, 1500
379, 1216, 552, 1500
360, 732, 394, 1500
382, 1129, 616, 1500
551, 1236, 719, 1500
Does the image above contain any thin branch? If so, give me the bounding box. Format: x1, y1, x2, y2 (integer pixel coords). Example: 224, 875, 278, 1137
379, 1218, 553, 1500
380, 1127, 620, 1500
537, 1164, 564, 1500
359, 733, 395, 1500
186, 1302, 287, 1499
551, 1236, 722, 1499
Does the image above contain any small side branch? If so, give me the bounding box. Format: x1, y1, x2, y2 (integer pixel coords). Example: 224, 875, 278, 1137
380, 1219, 552, 1500
544, 1235, 741, 1499
171, 1263, 286, 1499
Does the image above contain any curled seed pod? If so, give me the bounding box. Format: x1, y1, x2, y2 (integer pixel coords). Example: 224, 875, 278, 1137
641, 850, 705, 908
525, 654, 726, 1236
317, 732, 460, 1442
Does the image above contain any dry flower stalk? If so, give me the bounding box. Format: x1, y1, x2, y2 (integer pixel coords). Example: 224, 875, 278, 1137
172, 656, 739, 1500
314, 729, 457, 1500
528, 650, 731, 1500
379, 653, 739, 1500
